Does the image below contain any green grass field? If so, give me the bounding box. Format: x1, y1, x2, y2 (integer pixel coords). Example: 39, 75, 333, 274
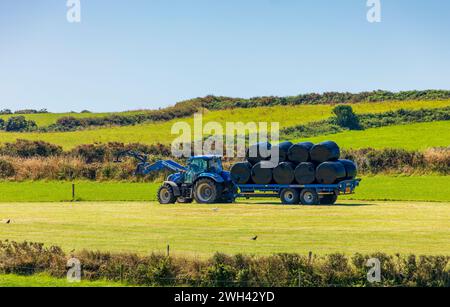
302, 121, 450, 150
0, 273, 125, 287
0, 176, 448, 202
0, 110, 146, 127
0, 200, 448, 256
1, 100, 449, 149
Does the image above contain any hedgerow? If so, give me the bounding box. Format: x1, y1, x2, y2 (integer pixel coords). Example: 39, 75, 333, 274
0, 241, 448, 287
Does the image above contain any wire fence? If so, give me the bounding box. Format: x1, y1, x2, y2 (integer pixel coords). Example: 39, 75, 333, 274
2, 264, 448, 287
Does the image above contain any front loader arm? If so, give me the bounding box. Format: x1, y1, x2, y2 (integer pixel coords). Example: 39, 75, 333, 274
136, 160, 187, 175
115, 150, 187, 176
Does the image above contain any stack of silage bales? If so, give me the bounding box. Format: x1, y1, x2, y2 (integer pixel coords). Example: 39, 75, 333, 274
230, 141, 357, 185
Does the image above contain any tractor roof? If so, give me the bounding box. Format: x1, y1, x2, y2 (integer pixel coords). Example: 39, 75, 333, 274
189, 155, 222, 160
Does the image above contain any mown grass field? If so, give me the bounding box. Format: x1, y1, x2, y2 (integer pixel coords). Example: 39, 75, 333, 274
0, 200, 448, 256
302, 121, 450, 150
0, 274, 125, 287
0, 176, 448, 202
1, 100, 449, 149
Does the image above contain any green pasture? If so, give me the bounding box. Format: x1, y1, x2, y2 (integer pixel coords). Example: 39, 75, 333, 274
0, 274, 125, 287
1, 100, 449, 149
0, 176, 448, 203
0, 200, 448, 256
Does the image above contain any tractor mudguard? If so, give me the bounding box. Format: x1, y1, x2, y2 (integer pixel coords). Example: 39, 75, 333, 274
163, 181, 181, 197
196, 173, 225, 184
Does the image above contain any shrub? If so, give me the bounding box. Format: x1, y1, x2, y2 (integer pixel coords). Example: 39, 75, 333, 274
0, 159, 15, 178
4, 116, 37, 132
332, 105, 361, 130
54, 117, 84, 131
0, 140, 63, 158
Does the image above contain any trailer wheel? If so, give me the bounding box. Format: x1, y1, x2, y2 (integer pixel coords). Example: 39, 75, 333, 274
194, 179, 222, 204
300, 189, 319, 205
320, 193, 338, 205
280, 188, 300, 205
157, 185, 177, 204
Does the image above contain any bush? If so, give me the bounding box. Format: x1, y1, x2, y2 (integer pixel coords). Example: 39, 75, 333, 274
0, 140, 63, 158
332, 105, 361, 130
4, 116, 37, 132
0, 159, 15, 178
54, 117, 84, 131
0, 118, 4, 130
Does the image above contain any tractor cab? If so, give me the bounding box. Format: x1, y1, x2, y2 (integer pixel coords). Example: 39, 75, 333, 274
184, 155, 223, 184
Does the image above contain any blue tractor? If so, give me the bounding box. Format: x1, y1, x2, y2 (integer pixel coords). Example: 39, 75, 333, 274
121, 151, 236, 204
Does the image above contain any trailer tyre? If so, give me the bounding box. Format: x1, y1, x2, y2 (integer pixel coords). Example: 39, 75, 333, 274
157, 184, 177, 204
280, 188, 300, 205
320, 193, 338, 205
194, 179, 222, 204
300, 189, 319, 205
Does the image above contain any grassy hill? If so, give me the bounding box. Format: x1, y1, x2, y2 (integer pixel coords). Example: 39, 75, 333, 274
0, 99, 449, 149
301, 121, 450, 150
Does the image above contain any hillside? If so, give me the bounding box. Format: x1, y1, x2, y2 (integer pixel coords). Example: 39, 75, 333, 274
1, 99, 449, 149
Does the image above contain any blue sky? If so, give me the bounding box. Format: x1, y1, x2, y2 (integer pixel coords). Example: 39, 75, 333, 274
0, 0, 449, 112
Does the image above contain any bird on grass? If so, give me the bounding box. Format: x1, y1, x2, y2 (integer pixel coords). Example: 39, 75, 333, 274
251, 236, 258, 241
212, 208, 219, 212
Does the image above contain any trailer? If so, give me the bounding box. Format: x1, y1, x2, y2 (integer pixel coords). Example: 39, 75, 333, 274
236, 179, 361, 205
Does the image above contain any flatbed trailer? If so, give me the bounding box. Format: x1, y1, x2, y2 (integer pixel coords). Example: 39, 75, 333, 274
236, 179, 361, 205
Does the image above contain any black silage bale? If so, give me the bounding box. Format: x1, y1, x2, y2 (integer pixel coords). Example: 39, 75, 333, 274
246, 142, 272, 165
338, 159, 358, 180
273, 162, 296, 184
310, 141, 340, 163
288, 142, 314, 163
271, 141, 294, 162
251, 161, 275, 185
230, 162, 253, 184
294, 162, 316, 184
315, 161, 346, 184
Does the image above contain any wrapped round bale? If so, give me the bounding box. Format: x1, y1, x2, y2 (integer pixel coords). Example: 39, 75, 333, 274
251, 161, 275, 184
273, 162, 296, 184
288, 142, 314, 163
310, 141, 340, 163
294, 162, 316, 184
246, 142, 272, 165
272, 141, 294, 162
338, 159, 357, 180
230, 162, 252, 184
316, 161, 346, 184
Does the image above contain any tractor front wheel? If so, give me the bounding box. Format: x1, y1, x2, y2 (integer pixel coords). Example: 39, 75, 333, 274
157, 185, 177, 204
194, 179, 222, 204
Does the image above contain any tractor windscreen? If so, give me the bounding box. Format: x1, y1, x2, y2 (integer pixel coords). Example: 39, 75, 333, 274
208, 158, 222, 173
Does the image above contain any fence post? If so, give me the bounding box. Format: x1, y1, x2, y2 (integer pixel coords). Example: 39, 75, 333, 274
72, 183, 75, 202
120, 264, 124, 284
167, 244, 170, 257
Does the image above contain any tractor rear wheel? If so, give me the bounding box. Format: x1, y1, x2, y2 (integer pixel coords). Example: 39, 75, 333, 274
157, 184, 177, 204
300, 189, 319, 205
194, 179, 222, 204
